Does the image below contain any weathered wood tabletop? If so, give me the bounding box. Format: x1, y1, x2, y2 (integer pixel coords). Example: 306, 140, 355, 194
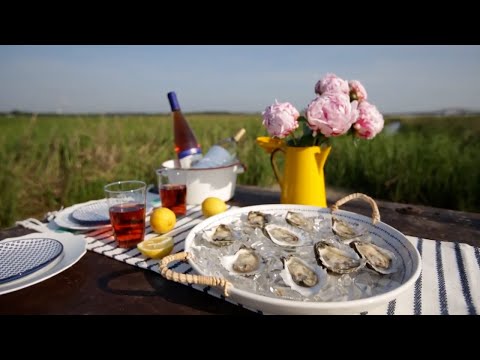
0, 185, 479, 315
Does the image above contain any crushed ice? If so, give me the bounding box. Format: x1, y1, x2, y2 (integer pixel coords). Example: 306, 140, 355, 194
190, 210, 402, 302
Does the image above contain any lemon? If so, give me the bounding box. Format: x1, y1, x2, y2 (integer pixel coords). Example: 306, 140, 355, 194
150, 207, 176, 234
137, 235, 174, 259
202, 197, 227, 218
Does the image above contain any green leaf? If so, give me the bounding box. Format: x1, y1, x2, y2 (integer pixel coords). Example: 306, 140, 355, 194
301, 121, 313, 138
296, 134, 315, 147
297, 115, 308, 123
286, 138, 296, 146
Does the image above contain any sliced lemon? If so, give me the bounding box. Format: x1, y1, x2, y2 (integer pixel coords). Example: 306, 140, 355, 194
137, 235, 174, 259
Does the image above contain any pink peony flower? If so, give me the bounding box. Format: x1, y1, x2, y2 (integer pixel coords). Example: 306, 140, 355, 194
262, 100, 300, 138
306, 93, 358, 137
348, 80, 368, 102
314, 73, 349, 96
353, 101, 384, 139
259, 73, 383, 149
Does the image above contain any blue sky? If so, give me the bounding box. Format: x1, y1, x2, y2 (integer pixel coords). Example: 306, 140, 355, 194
0, 45, 479, 114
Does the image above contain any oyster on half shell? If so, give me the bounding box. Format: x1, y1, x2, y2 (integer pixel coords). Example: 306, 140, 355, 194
285, 211, 314, 231
331, 216, 366, 240
314, 241, 365, 274
264, 223, 308, 247
352, 241, 399, 274
247, 211, 271, 228
221, 246, 264, 276
279, 256, 327, 297
202, 224, 236, 247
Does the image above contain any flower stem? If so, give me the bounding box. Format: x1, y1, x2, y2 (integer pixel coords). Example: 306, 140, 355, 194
291, 132, 298, 146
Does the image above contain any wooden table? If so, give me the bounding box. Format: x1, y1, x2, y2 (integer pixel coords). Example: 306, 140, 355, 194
0, 185, 479, 315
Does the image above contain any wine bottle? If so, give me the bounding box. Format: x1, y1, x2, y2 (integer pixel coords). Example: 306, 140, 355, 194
167, 91, 203, 168
192, 128, 246, 169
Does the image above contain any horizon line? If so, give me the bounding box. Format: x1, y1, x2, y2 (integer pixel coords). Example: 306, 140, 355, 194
2, 109, 480, 117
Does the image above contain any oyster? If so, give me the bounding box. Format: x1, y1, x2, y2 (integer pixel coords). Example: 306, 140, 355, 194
247, 211, 271, 228
279, 256, 327, 297
353, 241, 399, 274
331, 216, 366, 240
314, 241, 365, 274
221, 246, 264, 276
264, 223, 307, 247
202, 224, 236, 247
285, 211, 314, 231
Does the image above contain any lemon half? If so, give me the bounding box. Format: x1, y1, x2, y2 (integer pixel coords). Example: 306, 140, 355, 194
137, 235, 174, 259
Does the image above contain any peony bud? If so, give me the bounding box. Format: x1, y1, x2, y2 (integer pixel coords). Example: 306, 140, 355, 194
314, 73, 349, 96
262, 100, 300, 138
353, 101, 384, 139
349, 80, 368, 102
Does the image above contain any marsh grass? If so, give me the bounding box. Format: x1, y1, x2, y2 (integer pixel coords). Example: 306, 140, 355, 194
0, 114, 478, 227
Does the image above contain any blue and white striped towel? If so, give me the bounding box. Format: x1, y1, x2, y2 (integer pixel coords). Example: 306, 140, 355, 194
24, 203, 480, 315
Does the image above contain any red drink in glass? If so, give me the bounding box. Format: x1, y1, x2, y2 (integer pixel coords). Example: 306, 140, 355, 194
109, 203, 146, 248
160, 184, 187, 215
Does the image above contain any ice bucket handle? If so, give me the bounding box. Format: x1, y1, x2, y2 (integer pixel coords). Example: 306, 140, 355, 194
159, 252, 232, 296
330, 193, 381, 224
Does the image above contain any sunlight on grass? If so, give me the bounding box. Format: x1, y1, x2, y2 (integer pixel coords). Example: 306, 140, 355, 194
0, 114, 479, 227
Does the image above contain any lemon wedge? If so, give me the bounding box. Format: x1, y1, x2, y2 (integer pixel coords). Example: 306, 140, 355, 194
137, 235, 174, 259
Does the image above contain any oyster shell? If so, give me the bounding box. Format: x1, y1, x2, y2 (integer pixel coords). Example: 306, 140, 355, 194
279, 256, 327, 297
202, 224, 236, 247
264, 223, 307, 247
314, 241, 365, 274
285, 211, 314, 231
221, 246, 264, 276
331, 216, 366, 240
353, 241, 399, 274
247, 211, 271, 228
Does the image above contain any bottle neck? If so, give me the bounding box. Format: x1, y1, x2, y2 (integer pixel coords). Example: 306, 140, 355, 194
167, 92, 181, 112
233, 128, 246, 143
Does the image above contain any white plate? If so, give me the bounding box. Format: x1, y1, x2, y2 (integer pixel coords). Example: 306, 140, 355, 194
0, 232, 87, 295
54, 191, 161, 231
54, 200, 112, 231
0, 238, 64, 284
184, 204, 422, 315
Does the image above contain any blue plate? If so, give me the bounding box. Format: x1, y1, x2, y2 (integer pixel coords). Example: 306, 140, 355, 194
71, 201, 111, 224
0, 238, 64, 284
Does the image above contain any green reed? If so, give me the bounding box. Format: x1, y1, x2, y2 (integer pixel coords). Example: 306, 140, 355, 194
0, 114, 478, 228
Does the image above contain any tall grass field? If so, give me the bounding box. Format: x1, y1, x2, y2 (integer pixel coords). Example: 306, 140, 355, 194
0, 113, 479, 228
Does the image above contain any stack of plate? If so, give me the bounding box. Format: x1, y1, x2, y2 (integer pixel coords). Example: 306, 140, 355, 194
0, 238, 64, 285
53, 190, 160, 231
0, 232, 87, 295
54, 199, 114, 231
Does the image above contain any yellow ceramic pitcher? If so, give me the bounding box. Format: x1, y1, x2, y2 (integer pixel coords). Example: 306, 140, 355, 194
269, 143, 331, 207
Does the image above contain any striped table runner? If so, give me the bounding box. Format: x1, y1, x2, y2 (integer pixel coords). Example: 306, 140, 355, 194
21, 203, 480, 315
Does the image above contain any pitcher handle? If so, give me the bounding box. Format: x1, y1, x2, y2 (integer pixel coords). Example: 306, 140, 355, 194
270, 147, 285, 190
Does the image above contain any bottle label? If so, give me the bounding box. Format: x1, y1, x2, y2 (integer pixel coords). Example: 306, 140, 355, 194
178, 147, 202, 159
178, 148, 203, 168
